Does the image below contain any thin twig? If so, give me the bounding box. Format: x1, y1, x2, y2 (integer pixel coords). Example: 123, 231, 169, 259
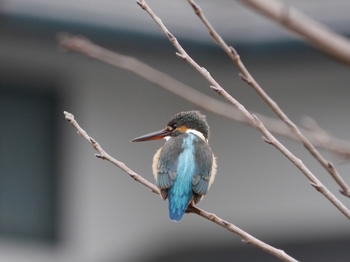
64, 111, 158, 194
187, 0, 350, 197
239, 0, 350, 65
63, 111, 298, 262
301, 117, 350, 162
59, 34, 350, 160
134, 0, 350, 219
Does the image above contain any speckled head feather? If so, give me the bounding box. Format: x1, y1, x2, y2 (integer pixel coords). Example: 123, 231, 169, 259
167, 111, 210, 140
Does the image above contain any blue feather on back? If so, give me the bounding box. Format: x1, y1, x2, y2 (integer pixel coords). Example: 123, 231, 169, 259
168, 134, 197, 221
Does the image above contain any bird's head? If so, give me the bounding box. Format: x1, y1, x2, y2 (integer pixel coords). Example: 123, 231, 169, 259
131, 110, 210, 142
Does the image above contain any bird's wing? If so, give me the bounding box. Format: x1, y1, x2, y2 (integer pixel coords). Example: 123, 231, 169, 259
192, 139, 215, 204
156, 137, 183, 195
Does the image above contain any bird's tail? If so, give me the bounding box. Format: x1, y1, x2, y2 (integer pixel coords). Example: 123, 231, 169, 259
168, 188, 192, 221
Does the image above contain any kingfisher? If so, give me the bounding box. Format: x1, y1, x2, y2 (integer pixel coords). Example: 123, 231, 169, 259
131, 111, 217, 221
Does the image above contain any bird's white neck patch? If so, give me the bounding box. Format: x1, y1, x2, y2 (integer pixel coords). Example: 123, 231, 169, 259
163, 129, 207, 142
186, 129, 207, 142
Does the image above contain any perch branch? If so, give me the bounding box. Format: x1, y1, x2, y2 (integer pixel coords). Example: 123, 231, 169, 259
59, 35, 350, 160
187, 0, 350, 197
135, 0, 350, 219
63, 111, 158, 194
64, 111, 298, 262
239, 0, 350, 65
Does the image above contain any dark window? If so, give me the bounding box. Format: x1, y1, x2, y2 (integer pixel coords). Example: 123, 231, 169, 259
0, 84, 59, 243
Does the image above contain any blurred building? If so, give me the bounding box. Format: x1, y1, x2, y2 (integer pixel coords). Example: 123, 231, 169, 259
1, 1, 350, 261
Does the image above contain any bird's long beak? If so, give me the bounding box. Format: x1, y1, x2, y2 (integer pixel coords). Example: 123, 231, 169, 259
131, 129, 172, 142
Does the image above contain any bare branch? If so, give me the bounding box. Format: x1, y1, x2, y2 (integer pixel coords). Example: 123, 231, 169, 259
239, 0, 350, 65
252, 115, 350, 215
58, 34, 247, 124
188, 206, 297, 261
59, 34, 350, 160
301, 117, 350, 162
135, 0, 350, 219
64, 111, 158, 194
63, 111, 298, 262
187, 0, 350, 197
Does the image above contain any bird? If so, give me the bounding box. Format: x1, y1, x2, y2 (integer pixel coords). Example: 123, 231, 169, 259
131, 110, 217, 221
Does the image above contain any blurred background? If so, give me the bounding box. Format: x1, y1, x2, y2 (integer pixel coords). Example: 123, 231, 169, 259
1, 0, 350, 261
